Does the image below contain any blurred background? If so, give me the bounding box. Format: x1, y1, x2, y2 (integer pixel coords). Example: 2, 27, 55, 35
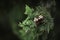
0, 0, 60, 40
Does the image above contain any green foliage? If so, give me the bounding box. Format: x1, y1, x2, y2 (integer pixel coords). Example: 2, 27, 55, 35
25, 5, 33, 15
18, 5, 54, 40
